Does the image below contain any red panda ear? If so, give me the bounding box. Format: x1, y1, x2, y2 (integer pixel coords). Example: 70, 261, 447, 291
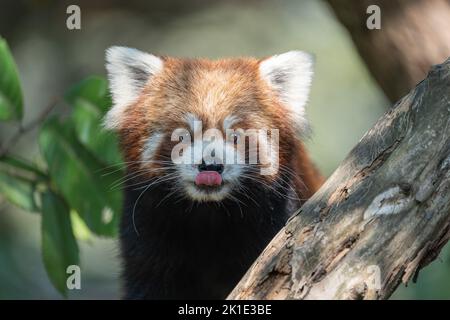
259, 51, 314, 133
103, 46, 163, 130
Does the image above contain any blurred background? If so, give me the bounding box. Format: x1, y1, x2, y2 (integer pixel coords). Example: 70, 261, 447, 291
0, 0, 449, 299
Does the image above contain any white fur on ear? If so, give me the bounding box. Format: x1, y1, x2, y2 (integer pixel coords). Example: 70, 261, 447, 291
104, 46, 163, 129
259, 51, 314, 132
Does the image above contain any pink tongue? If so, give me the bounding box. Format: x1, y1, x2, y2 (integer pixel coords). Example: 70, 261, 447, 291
195, 171, 222, 186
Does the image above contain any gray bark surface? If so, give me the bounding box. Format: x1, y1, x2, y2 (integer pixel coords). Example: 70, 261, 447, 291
228, 58, 450, 300
326, 0, 450, 102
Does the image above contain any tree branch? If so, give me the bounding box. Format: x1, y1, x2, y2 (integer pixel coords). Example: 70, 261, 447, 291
325, 0, 450, 102
0, 98, 58, 158
228, 58, 450, 300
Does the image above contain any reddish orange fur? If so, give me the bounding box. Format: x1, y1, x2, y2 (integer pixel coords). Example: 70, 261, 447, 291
118, 56, 323, 196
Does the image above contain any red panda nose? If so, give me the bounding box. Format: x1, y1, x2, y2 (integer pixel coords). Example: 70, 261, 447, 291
198, 162, 224, 174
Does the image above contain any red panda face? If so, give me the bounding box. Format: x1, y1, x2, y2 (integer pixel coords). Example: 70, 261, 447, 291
104, 47, 314, 202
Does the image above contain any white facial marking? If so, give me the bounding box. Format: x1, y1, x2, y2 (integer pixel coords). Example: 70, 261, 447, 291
185, 184, 232, 202
170, 119, 280, 202
183, 113, 201, 132
141, 132, 164, 162
223, 115, 239, 131
171, 120, 248, 202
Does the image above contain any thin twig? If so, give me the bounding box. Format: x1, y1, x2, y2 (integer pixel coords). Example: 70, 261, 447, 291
0, 97, 59, 157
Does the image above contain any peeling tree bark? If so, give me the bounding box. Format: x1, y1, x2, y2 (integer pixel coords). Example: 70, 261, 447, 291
325, 0, 450, 102
228, 58, 450, 300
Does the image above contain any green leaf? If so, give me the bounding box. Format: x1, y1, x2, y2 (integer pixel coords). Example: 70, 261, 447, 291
64, 76, 111, 113
0, 37, 23, 121
65, 77, 123, 166
41, 190, 79, 296
0, 155, 47, 179
0, 170, 38, 211
39, 118, 122, 236
70, 96, 123, 166
70, 210, 93, 242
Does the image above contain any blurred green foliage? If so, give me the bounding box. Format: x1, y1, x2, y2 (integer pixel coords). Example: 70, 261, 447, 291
0, 0, 449, 298
0, 37, 123, 296
0, 38, 23, 120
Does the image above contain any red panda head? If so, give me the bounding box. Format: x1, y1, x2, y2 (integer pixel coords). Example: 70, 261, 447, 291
104, 47, 314, 202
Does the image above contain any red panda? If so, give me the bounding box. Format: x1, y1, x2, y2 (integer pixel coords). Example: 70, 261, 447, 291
104, 47, 323, 299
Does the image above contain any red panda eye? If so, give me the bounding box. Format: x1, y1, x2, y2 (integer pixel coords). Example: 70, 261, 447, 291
231, 133, 239, 144
179, 132, 190, 142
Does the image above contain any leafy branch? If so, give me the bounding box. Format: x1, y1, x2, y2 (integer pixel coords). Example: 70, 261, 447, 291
0, 97, 59, 158
0, 37, 124, 297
